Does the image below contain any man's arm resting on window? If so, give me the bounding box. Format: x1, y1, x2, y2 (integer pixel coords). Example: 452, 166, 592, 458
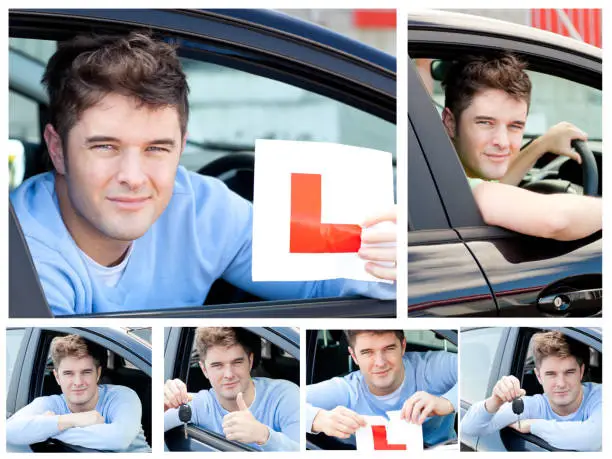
6, 399, 64, 445
529, 409, 602, 452
473, 181, 601, 241
460, 399, 519, 437
52, 390, 143, 451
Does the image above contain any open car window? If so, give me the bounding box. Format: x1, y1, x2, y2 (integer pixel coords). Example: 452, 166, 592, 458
308, 329, 458, 451
13, 330, 152, 453
165, 327, 299, 452
9, 25, 397, 314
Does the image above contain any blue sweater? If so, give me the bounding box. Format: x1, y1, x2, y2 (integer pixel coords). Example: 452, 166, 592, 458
5, 384, 150, 452
461, 382, 601, 451
164, 377, 299, 451
306, 352, 458, 446
10, 167, 394, 315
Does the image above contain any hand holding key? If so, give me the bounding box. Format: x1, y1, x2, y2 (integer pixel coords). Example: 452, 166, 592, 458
485, 375, 526, 414
164, 378, 192, 411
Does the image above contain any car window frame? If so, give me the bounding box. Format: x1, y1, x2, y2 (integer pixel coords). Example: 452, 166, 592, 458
408, 24, 601, 232
9, 9, 397, 318
7, 327, 152, 453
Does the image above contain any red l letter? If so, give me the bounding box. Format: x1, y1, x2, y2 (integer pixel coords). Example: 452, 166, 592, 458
372, 425, 407, 450
290, 173, 361, 253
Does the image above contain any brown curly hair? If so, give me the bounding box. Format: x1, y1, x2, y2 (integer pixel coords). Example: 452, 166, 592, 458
531, 331, 587, 369
42, 31, 189, 146
50, 334, 105, 369
195, 328, 255, 362
442, 53, 532, 124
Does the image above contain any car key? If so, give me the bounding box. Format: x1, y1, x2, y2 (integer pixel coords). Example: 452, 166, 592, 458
179, 403, 192, 439
512, 397, 524, 429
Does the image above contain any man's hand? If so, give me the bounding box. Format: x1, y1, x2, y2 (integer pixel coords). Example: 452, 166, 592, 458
485, 375, 526, 414
401, 391, 454, 424
509, 419, 533, 434
164, 378, 192, 411
222, 392, 269, 445
540, 121, 587, 162
58, 410, 104, 431
359, 206, 397, 281
311, 406, 367, 439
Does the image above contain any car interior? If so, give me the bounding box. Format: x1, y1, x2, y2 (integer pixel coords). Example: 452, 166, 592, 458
411, 56, 602, 197
308, 330, 458, 450
184, 328, 299, 392
37, 332, 152, 450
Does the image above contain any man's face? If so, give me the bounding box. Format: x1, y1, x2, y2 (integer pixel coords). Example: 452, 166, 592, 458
443, 88, 528, 180
535, 355, 585, 411
349, 332, 405, 396
53, 355, 101, 408
201, 344, 254, 403
49, 93, 184, 243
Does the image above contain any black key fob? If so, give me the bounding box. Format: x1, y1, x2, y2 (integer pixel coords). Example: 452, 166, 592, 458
511, 397, 524, 415
179, 403, 192, 423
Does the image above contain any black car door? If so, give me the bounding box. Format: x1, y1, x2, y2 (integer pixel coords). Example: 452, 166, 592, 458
408, 25, 602, 318
408, 60, 496, 317
9, 8, 396, 319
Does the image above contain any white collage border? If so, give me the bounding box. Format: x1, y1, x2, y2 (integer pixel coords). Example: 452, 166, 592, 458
1, 0, 608, 458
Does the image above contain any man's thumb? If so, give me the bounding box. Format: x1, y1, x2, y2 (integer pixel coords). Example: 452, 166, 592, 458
236, 392, 248, 411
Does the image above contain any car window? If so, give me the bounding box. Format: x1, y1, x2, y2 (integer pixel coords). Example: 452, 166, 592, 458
404, 329, 457, 353
6, 328, 26, 386
124, 327, 153, 345
460, 327, 505, 404
423, 59, 602, 146
9, 38, 396, 185
180, 57, 396, 172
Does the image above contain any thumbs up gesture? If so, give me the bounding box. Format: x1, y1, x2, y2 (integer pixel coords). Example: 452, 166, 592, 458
222, 392, 270, 445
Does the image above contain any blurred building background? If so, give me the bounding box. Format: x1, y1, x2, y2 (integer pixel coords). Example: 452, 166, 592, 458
455, 9, 601, 47
279, 9, 396, 55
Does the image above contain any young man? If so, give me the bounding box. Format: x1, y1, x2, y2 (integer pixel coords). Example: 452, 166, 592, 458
461, 331, 601, 451
6, 334, 150, 452
10, 32, 397, 316
441, 53, 601, 241
164, 327, 299, 451
306, 330, 457, 447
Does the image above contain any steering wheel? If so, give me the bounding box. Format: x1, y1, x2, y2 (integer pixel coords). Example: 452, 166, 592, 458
522, 139, 598, 196
196, 153, 255, 178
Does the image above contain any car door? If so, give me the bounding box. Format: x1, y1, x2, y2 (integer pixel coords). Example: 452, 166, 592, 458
163, 327, 299, 452
408, 18, 602, 317
9, 8, 396, 318
6, 327, 152, 453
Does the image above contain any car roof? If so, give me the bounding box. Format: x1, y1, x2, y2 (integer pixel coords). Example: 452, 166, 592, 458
408, 9, 601, 60
201, 9, 395, 72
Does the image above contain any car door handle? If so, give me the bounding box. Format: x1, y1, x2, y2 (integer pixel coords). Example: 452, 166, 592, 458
538, 288, 602, 312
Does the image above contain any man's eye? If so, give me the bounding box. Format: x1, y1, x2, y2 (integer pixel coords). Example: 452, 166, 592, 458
147, 146, 170, 153
92, 144, 115, 151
